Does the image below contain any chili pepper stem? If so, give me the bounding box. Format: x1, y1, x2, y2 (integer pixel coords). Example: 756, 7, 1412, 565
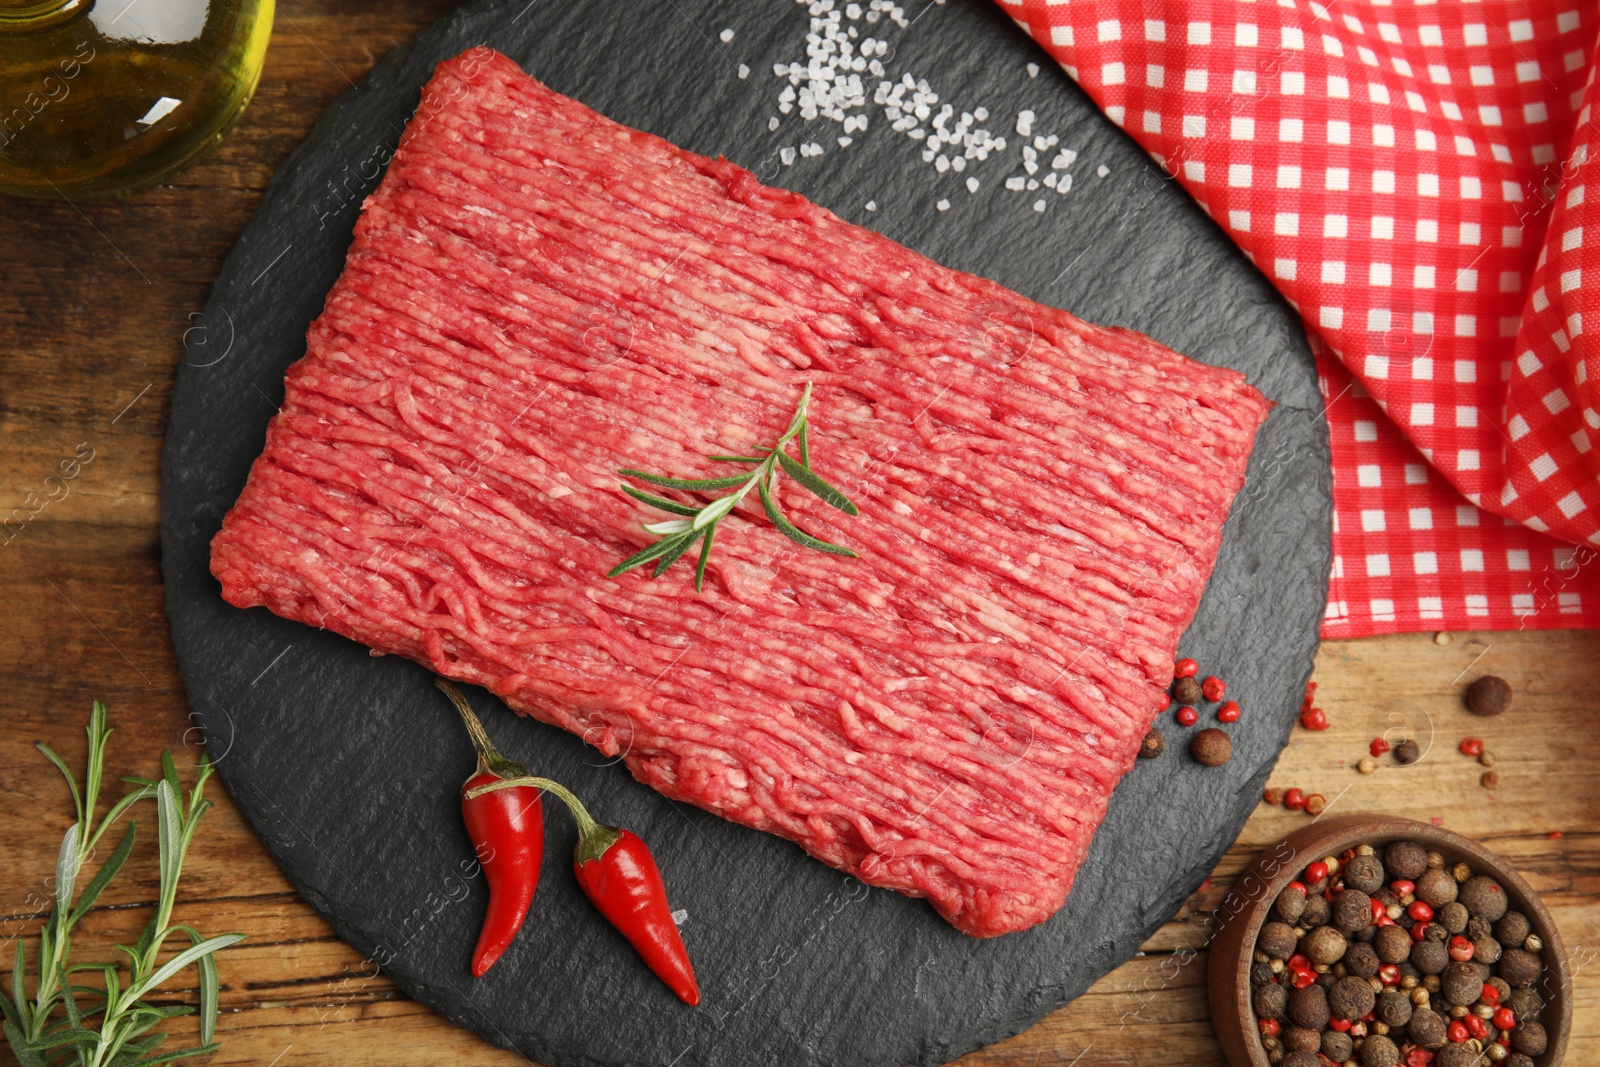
467, 776, 622, 863
436, 679, 529, 781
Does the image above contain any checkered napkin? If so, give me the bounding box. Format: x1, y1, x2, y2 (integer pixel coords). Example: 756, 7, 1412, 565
997, 0, 1600, 636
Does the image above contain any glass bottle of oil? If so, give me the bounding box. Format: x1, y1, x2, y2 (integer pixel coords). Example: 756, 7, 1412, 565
0, 0, 273, 199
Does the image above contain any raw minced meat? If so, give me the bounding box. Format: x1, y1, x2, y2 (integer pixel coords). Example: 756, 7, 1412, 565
211, 47, 1271, 938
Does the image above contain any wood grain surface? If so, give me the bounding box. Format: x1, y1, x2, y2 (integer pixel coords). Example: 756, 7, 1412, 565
1, 4, 1596, 1064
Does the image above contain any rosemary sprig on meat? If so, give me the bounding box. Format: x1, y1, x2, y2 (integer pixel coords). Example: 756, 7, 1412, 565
610, 382, 860, 590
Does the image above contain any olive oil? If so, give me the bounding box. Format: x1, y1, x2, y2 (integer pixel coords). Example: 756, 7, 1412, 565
0, 0, 273, 198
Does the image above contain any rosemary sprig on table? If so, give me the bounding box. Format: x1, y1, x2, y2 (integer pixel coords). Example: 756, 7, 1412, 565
2, 702, 244, 1067
609, 382, 861, 591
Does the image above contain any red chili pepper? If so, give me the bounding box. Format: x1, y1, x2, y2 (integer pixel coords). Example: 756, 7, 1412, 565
439, 680, 545, 979
574, 827, 700, 1006
467, 774, 701, 1006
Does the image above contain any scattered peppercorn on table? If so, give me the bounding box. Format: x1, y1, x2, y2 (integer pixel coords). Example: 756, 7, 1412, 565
1, 4, 1597, 1065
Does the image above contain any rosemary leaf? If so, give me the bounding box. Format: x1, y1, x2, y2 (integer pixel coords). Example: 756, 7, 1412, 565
619, 485, 699, 517
694, 524, 716, 591
705, 454, 767, 463
69, 823, 136, 926
651, 528, 705, 577
758, 475, 858, 558
798, 420, 811, 468
53, 826, 80, 933
608, 529, 698, 577
776, 453, 860, 515
641, 519, 693, 536
617, 469, 749, 492
692, 494, 739, 530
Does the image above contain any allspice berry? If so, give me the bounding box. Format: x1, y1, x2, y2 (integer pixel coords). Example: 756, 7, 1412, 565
1333, 889, 1373, 934
1138, 728, 1165, 759
1438, 901, 1469, 934
1385, 839, 1430, 880
1481, 769, 1500, 789
1506, 1055, 1536, 1067
1303, 925, 1348, 966
1299, 893, 1330, 928
1274, 884, 1308, 924
1251, 962, 1276, 987
1498, 947, 1543, 988
1258, 920, 1299, 959
1374, 923, 1412, 964
1465, 674, 1512, 716
1328, 975, 1375, 1020
1190, 727, 1232, 766
1173, 675, 1204, 705
1254, 982, 1289, 1020
1394, 738, 1421, 764
1409, 1006, 1448, 1048
1410, 939, 1449, 975
1343, 853, 1386, 894
1287, 983, 1331, 1029
1280, 1051, 1320, 1067
1436, 1046, 1480, 1067
1415, 867, 1459, 907
1361, 1033, 1400, 1067
1440, 961, 1483, 1006
1343, 940, 1380, 978
1376, 988, 1413, 1027
1511, 1021, 1548, 1056
1321, 1029, 1353, 1063
1284, 1026, 1321, 1053
1458, 874, 1509, 921
1473, 935, 1502, 965
1504, 985, 1544, 1022
1495, 911, 1531, 947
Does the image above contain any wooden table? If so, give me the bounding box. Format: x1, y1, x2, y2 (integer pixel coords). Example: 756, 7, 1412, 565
2, 4, 1596, 1063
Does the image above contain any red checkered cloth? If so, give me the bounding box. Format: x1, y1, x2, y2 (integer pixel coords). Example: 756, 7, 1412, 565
997, 0, 1600, 637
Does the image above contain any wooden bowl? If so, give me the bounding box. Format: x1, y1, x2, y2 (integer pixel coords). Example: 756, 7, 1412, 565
1207, 814, 1571, 1066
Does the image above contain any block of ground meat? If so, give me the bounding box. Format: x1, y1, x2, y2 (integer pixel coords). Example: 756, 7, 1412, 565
210, 46, 1271, 938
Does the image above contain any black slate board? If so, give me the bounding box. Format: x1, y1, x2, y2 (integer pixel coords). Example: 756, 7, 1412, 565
160, 1, 1332, 1064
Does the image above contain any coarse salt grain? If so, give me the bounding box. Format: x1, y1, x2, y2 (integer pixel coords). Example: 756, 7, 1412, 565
865, 200, 877, 211
720, 28, 735, 43
1096, 165, 1110, 177
739, 64, 750, 80
1033, 199, 1047, 212
936, 198, 951, 211
763, 0, 1082, 219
